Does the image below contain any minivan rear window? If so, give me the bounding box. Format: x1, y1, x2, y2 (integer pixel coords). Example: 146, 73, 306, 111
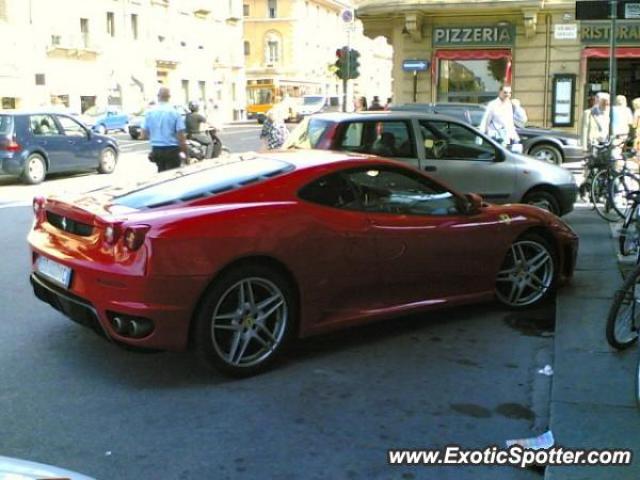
113, 158, 293, 209
0, 115, 14, 135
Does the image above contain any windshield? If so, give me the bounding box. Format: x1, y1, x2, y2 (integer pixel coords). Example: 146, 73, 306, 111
113, 158, 293, 209
284, 117, 334, 150
0, 115, 13, 135
247, 88, 274, 106
303, 96, 324, 106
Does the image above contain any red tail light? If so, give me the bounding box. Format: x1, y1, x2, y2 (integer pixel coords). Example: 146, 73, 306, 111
1, 136, 21, 152
123, 225, 150, 251
32, 196, 46, 225
103, 223, 122, 245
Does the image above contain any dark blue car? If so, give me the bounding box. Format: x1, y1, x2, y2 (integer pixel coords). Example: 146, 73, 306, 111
0, 111, 119, 184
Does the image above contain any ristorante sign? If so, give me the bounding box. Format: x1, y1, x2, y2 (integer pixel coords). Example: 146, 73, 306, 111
581, 22, 640, 43
433, 25, 515, 46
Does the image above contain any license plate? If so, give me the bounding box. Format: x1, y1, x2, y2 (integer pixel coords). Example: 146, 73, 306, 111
36, 256, 72, 289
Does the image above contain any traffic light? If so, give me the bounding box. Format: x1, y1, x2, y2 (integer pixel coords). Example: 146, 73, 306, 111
348, 48, 360, 80
335, 47, 348, 80
334, 47, 361, 80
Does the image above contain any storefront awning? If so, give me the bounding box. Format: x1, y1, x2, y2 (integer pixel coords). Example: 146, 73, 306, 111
582, 47, 640, 58
433, 48, 513, 84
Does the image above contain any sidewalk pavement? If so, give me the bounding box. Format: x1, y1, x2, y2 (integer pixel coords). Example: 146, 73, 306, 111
546, 206, 640, 479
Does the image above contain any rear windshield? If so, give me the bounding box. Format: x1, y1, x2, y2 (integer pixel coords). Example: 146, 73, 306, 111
113, 158, 293, 209
284, 117, 335, 149
0, 115, 14, 135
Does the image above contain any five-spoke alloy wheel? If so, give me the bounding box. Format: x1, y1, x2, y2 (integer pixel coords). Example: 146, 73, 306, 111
195, 265, 296, 377
495, 234, 556, 308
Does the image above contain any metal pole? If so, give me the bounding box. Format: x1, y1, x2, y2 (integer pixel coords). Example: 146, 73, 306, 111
609, 0, 617, 139
413, 71, 418, 102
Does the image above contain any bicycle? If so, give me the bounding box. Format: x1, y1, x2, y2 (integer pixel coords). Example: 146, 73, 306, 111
588, 140, 639, 221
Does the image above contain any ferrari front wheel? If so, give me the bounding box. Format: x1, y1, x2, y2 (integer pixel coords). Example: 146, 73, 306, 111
495, 234, 557, 309
194, 265, 296, 377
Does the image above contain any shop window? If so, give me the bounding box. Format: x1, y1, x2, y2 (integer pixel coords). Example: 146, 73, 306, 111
437, 57, 509, 104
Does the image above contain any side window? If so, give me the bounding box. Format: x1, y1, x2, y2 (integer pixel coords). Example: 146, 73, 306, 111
371, 121, 415, 158
420, 120, 496, 161
30, 115, 61, 136
57, 115, 87, 137
341, 123, 363, 149
298, 173, 359, 209
345, 167, 460, 216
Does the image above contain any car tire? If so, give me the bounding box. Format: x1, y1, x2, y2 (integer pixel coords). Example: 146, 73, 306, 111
522, 190, 560, 216
95, 124, 107, 135
529, 144, 563, 165
194, 264, 297, 377
495, 233, 557, 309
98, 147, 117, 174
22, 154, 47, 185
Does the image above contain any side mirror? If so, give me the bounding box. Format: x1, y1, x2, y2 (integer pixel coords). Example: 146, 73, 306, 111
464, 193, 483, 214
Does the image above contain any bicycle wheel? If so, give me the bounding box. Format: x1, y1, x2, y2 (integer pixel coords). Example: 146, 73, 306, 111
610, 172, 640, 218
606, 264, 640, 349
591, 170, 620, 222
620, 203, 640, 256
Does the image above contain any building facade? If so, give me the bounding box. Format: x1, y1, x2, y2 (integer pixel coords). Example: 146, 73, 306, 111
357, 0, 640, 132
0, 0, 246, 121
243, 0, 392, 115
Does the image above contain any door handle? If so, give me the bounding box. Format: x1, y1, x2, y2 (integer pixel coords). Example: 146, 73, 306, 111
424, 166, 437, 172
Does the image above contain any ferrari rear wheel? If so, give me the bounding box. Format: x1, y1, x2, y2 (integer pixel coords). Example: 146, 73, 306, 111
195, 265, 296, 377
495, 234, 557, 309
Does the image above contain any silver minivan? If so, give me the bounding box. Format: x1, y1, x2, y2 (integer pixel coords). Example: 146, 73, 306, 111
284, 111, 578, 216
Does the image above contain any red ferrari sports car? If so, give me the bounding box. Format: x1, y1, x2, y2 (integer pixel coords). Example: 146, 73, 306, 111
28, 151, 578, 376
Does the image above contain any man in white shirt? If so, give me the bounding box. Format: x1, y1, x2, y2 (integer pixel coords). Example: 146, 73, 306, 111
479, 85, 520, 145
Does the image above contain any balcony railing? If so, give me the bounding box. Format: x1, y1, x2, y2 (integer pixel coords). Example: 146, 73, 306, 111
47, 34, 101, 56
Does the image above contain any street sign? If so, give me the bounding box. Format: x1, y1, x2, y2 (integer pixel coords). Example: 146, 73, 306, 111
341, 9, 354, 23
554, 24, 578, 40
625, 2, 640, 18
402, 59, 429, 72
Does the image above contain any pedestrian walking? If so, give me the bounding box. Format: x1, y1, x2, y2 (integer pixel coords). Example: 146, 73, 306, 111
368, 96, 384, 111
511, 98, 528, 128
140, 87, 188, 172
479, 84, 520, 146
259, 109, 289, 151
631, 97, 640, 151
354, 96, 368, 112
583, 92, 610, 150
612, 94, 633, 142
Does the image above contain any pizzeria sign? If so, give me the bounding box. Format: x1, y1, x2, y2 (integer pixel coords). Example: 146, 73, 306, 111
433, 25, 515, 46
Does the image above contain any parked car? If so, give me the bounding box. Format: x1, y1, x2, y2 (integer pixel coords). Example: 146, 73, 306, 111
284, 112, 578, 216
0, 111, 119, 184
81, 106, 129, 134
28, 151, 578, 376
296, 95, 342, 118
390, 103, 585, 165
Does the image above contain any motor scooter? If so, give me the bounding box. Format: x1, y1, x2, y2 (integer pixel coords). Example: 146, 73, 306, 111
186, 124, 224, 164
